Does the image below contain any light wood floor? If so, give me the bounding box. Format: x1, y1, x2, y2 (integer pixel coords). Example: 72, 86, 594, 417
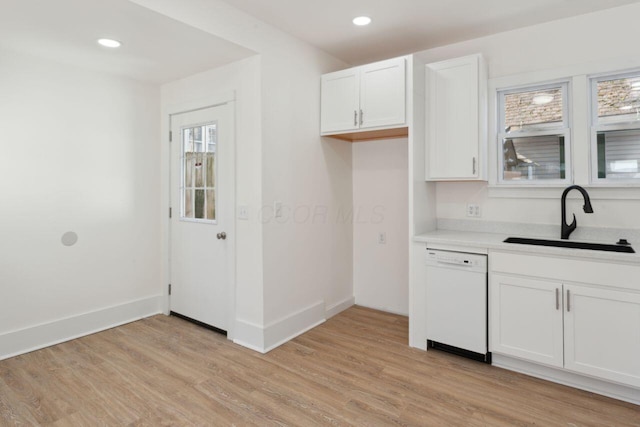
1, 306, 638, 426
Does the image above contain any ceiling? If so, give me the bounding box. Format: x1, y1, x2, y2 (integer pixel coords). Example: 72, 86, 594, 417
0, 0, 255, 84
3, 0, 639, 83
219, 0, 640, 65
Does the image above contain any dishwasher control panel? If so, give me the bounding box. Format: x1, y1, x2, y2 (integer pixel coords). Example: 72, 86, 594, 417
425, 249, 487, 272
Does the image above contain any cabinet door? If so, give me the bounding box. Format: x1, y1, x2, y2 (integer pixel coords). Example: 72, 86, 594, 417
320, 68, 359, 134
490, 274, 564, 367
359, 57, 406, 129
426, 54, 480, 180
564, 284, 640, 388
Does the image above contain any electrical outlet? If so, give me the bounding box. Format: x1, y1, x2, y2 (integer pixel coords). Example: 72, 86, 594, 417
378, 232, 386, 244
466, 204, 481, 217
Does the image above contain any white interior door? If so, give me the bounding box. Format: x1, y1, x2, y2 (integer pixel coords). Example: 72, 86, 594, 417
170, 104, 233, 331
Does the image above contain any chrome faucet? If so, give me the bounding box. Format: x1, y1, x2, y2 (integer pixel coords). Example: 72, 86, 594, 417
561, 185, 594, 240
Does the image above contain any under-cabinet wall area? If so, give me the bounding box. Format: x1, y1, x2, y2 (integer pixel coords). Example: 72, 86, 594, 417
353, 138, 409, 315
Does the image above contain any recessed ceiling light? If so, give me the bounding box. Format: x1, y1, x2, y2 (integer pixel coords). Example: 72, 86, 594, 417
532, 94, 554, 105
97, 38, 122, 48
352, 16, 372, 26
620, 105, 633, 111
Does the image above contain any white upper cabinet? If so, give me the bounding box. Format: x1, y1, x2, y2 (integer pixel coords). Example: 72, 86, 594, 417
321, 57, 407, 140
320, 68, 360, 134
359, 59, 406, 129
425, 54, 487, 181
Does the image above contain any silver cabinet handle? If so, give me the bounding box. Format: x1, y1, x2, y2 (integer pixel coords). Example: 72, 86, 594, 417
472, 157, 477, 175
359, 109, 363, 126
216, 232, 227, 240
555, 288, 560, 310
566, 289, 571, 312
354, 110, 358, 126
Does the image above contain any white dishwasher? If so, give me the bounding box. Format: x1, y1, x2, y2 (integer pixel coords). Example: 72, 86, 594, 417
425, 248, 490, 363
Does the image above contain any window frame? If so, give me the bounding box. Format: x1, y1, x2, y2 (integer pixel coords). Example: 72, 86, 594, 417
589, 70, 640, 185
496, 81, 572, 186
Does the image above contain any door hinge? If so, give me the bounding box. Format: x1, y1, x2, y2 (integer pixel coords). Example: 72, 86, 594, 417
169, 131, 172, 142
169, 207, 172, 218
168, 284, 172, 295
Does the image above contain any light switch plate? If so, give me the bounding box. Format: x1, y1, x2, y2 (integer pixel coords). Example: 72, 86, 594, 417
274, 201, 283, 218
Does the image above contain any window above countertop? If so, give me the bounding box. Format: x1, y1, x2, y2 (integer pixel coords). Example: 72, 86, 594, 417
487, 57, 640, 191
497, 82, 571, 186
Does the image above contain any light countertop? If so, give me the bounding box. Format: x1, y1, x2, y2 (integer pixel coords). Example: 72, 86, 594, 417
413, 229, 640, 264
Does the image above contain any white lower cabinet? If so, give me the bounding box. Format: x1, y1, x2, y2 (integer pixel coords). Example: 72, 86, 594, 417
490, 252, 640, 389
563, 284, 640, 388
490, 274, 563, 368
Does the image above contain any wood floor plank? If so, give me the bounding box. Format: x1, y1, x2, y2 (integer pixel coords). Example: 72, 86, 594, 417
1, 306, 638, 426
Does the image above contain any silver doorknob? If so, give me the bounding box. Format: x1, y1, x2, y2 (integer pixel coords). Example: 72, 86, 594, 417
216, 232, 227, 240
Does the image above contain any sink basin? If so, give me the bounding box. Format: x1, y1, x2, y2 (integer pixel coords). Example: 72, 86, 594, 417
504, 237, 635, 253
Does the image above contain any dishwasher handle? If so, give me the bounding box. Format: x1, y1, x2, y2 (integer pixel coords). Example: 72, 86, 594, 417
435, 258, 476, 267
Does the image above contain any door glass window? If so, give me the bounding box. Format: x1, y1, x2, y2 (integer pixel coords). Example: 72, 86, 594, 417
181, 124, 217, 221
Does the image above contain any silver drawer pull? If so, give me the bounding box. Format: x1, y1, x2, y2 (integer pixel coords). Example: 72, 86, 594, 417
566, 289, 571, 312
354, 110, 357, 126
555, 288, 559, 310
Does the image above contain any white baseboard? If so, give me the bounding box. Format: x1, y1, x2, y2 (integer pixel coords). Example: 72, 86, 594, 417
0, 295, 163, 361
326, 296, 355, 318
232, 318, 265, 352
264, 300, 325, 353
234, 300, 326, 353
493, 354, 640, 405
355, 302, 408, 317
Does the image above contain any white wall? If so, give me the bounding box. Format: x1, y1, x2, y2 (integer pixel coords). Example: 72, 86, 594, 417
415, 3, 640, 231
259, 49, 354, 332
132, 0, 353, 351
0, 49, 162, 358
353, 139, 409, 315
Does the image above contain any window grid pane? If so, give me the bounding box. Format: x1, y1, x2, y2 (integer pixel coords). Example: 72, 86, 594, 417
597, 77, 640, 125
596, 130, 640, 179
503, 135, 565, 181
181, 123, 217, 221
504, 87, 563, 132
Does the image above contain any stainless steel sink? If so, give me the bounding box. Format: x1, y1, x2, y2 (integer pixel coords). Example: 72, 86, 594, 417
503, 237, 635, 253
